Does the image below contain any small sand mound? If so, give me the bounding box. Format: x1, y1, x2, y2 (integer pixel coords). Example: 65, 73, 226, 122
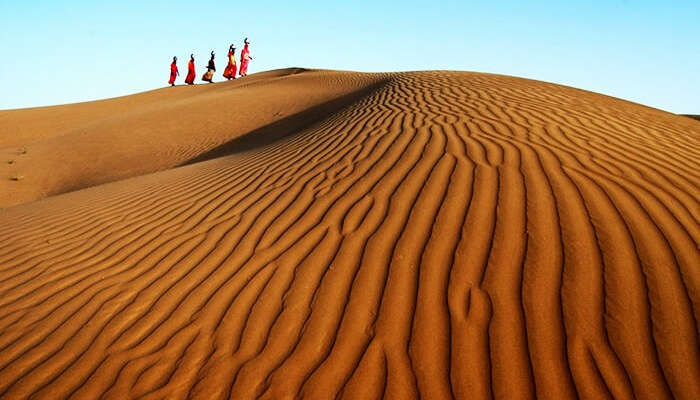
0, 70, 698, 399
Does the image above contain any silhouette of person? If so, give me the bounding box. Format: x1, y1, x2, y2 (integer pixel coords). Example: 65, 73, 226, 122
168, 56, 179, 86
223, 44, 237, 80
239, 38, 252, 77
202, 51, 216, 83
185, 54, 196, 85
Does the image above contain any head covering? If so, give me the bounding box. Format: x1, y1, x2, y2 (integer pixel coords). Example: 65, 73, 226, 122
244, 37, 250, 44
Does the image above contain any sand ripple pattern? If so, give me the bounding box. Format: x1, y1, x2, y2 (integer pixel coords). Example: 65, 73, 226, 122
0, 71, 698, 399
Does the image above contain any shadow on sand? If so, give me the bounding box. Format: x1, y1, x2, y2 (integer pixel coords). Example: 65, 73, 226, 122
181, 78, 390, 166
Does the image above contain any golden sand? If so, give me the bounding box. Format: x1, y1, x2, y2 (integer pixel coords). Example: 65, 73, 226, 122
0, 69, 698, 399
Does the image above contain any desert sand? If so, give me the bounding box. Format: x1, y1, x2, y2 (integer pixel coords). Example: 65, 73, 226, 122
0, 69, 698, 399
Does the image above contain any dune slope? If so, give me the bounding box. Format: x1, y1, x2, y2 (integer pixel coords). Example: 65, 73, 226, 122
0, 70, 698, 399
0, 69, 388, 208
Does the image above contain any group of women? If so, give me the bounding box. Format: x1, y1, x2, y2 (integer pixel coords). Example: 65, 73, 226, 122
168, 38, 253, 86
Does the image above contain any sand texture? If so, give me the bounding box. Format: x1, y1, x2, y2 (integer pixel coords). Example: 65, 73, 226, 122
0, 69, 698, 399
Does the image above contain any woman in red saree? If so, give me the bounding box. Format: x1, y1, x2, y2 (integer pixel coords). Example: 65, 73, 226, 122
223, 45, 237, 80
239, 38, 252, 77
185, 54, 196, 85
168, 56, 179, 86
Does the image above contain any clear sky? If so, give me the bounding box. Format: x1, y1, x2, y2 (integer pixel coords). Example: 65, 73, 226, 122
1, 0, 698, 113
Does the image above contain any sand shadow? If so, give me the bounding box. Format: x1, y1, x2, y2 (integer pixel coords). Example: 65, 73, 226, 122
181, 78, 390, 166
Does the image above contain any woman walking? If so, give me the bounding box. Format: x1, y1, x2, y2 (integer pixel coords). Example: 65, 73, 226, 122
168, 56, 179, 86
223, 44, 237, 80
239, 38, 252, 77
202, 51, 216, 83
185, 54, 196, 85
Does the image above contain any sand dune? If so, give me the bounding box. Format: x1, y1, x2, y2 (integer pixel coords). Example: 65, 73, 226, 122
0, 69, 698, 399
0, 69, 387, 208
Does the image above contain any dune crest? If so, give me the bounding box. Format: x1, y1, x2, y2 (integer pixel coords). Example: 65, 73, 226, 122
0, 70, 698, 399
0, 69, 388, 208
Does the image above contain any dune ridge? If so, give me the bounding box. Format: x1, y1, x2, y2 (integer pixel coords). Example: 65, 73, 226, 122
0, 69, 389, 208
0, 69, 698, 399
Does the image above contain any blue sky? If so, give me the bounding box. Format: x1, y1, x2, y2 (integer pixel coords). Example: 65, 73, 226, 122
1, 0, 698, 113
